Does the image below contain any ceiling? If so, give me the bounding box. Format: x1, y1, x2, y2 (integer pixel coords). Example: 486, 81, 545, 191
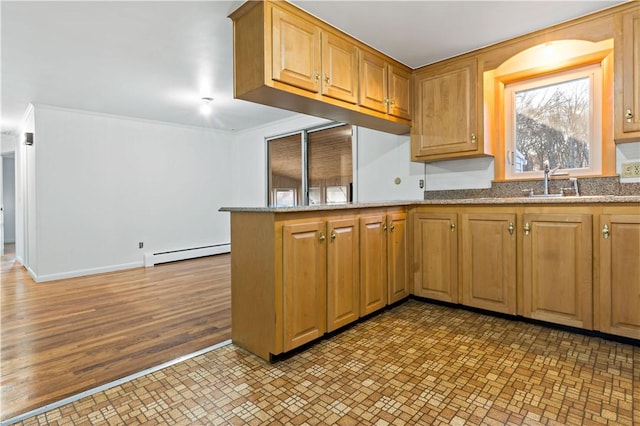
0, 0, 626, 136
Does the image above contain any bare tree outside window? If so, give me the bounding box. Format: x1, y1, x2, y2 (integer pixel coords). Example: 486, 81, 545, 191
513, 76, 591, 172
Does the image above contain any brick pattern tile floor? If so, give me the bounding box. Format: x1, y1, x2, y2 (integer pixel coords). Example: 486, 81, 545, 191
15, 300, 639, 425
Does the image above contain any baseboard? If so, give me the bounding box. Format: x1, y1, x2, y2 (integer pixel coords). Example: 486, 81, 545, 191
144, 243, 231, 267
33, 261, 144, 283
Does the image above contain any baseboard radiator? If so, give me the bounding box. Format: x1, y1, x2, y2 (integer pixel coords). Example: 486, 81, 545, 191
144, 243, 230, 267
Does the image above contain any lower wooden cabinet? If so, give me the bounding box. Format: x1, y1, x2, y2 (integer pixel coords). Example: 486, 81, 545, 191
598, 213, 640, 339
461, 212, 516, 314
387, 212, 409, 303
359, 211, 409, 315
413, 211, 458, 303
282, 221, 327, 351
230, 208, 408, 361
522, 213, 593, 329
360, 214, 388, 315
326, 217, 360, 332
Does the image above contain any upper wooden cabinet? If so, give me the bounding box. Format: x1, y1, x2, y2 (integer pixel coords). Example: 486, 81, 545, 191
322, 31, 359, 104
411, 58, 486, 161
230, 0, 411, 135
615, 6, 640, 142
359, 51, 411, 120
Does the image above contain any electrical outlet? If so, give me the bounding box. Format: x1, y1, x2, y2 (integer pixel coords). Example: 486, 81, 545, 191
139, 242, 144, 249
621, 161, 640, 178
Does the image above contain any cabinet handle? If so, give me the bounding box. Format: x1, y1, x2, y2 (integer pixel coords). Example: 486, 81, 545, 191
319, 232, 326, 242
390, 223, 395, 231
383, 224, 387, 231
330, 230, 336, 241
389, 99, 395, 106
314, 72, 320, 83
602, 224, 610, 239
524, 222, 531, 236
383, 97, 390, 105
324, 75, 330, 84
626, 109, 633, 123
450, 222, 456, 231
470, 133, 477, 144
508, 222, 514, 235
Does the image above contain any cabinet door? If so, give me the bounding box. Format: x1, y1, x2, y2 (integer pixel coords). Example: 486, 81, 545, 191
413, 212, 458, 303
359, 51, 388, 114
282, 221, 327, 351
387, 65, 411, 120
326, 218, 360, 332
360, 214, 388, 315
271, 6, 321, 93
321, 31, 358, 104
387, 212, 409, 304
412, 58, 478, 157
461, 213, 516, 314
522, 214, 592, 329
618, 9, 640, 137
599, 214, 640, 339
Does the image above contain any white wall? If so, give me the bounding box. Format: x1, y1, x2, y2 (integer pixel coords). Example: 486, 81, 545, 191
30, 105, 233, 281
355, 128, 424, 202
3, 155, 16, 243
424, 157, 494, 190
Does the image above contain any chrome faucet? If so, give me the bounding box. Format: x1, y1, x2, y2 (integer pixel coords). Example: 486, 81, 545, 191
543, 161, 568, 195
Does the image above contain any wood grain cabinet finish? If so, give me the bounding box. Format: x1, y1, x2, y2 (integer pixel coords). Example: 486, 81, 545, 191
359, 51, 411, 120
598, 214, 640, 339
411, 58, 482, 161
461, 213, 516, 314
326, 218, 360, 332
271, 6, 321, 93
615, 6, 640, 141
230, 0, 410, 135
412, 211, 458, 303
387, 212, 409, 304
282, 221, 327, 351
522, 213, 593, 329
359, 214, 388, 315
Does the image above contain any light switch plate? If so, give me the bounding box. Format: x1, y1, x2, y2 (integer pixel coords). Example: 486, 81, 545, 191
621, 161, 640, 178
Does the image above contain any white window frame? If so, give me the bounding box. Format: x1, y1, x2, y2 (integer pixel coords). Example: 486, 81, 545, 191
504, 64, 602, 179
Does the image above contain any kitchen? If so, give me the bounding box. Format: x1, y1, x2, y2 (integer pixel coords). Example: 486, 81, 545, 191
1, 0, 639, 424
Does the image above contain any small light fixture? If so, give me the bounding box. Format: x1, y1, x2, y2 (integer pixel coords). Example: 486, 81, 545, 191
200, 97, 213, 115
543, 42, 555, 60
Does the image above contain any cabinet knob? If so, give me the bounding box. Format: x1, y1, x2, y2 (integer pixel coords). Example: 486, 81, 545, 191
524, 222, 531, 236
470, 133, 477, 144
602, 224, 610, 239
508, 222, 514, 235
450, 222, 456, 231
382, 224, 388, 231
319, 232, 326, 242
324, 75, 330, 84
390, 223, 395, 231
330, 230, 336, 241
626, 109, 633, 122
314, 72, 320, 83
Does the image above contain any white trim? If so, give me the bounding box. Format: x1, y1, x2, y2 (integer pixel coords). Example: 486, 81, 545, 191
0, 339, 232, 426
32, 261, 144, 283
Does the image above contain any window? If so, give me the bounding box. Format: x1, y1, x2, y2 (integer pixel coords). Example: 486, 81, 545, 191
504, 65, 602, 179
267, 124, 353, 206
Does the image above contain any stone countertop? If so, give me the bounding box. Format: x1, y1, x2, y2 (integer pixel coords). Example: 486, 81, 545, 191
219, 195, 640, 213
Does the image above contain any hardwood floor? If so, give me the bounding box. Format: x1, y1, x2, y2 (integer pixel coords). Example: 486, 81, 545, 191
0, 244, 231, 421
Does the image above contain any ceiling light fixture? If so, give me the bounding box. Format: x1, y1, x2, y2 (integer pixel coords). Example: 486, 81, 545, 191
200, 97, 214, 115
